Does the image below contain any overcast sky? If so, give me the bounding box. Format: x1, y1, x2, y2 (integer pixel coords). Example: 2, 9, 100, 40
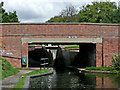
0, 0, 119, 23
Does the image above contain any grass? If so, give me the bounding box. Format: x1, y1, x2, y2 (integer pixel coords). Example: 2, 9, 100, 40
13, 69, 51, 89
16, 68, 23, 70
1, 57, 19, 80
85, 67, 120, 74
64, 45, 79, 49
16, 68, 30, 70
85, 67, 115, 71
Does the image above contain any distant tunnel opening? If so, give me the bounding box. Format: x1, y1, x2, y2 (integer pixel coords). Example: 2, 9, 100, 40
28, 43, 96, 68
73, 43, 96, 68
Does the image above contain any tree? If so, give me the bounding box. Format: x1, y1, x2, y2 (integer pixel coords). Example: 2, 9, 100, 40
47, 1, 119, 23
46, 4, 78, 22
0, 2, 19, 23
59, 4, 78, 17
77, 1, 119, 23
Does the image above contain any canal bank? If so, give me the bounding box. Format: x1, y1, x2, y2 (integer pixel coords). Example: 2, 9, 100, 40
23, 68, 54, 88
12, 68, 52, 89
66, 66, 119, 74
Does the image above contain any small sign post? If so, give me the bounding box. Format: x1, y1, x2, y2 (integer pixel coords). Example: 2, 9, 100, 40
22, 57, 27, 65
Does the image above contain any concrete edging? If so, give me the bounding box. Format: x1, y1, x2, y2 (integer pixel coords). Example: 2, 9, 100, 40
23, 69, 54, 89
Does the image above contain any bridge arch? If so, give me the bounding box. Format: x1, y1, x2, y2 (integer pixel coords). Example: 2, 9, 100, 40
21, 37, 102, 68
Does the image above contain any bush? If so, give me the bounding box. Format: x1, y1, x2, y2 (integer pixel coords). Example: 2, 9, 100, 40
1, 57, 19, 79
112, 54, 120, 70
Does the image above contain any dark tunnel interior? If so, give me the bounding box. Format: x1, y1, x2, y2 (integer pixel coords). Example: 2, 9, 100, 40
28, 43, 96, 68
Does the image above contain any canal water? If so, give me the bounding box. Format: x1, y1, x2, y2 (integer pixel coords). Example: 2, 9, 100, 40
30, 69, 120, 89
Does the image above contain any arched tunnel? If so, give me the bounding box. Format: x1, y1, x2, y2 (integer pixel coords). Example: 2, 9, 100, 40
28, 43, 96, 68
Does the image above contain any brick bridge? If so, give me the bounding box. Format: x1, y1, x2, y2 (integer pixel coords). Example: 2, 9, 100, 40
0, 23, 120, 68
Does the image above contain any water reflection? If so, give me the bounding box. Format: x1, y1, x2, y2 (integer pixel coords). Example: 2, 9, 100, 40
30, 69, 120, 89
94, 73, 120, 88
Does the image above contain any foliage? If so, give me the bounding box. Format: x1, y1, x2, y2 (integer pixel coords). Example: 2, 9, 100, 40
1, 57, 19, 79
77, 1, 119, 23
111, 70, 120, 74
13, 69, 51, 88
85, 67, 115, 71
112, 54, 120, 70
0, 2, 19, 23
47, 1, 120, 23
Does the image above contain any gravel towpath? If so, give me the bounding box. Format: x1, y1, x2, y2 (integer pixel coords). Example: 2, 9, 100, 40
2, 70, 33, 89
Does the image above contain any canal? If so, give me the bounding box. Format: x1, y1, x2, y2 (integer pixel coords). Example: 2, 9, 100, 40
30, 68, 120, 89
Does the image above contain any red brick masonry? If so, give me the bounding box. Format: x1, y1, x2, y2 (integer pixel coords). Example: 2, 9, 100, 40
0, 23, 120, 68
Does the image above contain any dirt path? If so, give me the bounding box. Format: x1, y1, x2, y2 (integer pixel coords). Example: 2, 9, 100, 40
2, 70, 33, 88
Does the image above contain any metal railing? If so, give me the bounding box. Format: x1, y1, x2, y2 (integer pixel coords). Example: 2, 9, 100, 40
40, 58, 49, 69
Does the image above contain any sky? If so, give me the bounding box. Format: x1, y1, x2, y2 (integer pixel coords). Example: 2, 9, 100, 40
0, 0, 119, 23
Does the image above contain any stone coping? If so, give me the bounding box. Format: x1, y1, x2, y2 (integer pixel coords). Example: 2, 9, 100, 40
23, 69, 54, 89
0, 23, 120, 26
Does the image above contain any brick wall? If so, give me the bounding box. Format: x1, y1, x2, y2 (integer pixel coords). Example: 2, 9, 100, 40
1, 23, 119, 68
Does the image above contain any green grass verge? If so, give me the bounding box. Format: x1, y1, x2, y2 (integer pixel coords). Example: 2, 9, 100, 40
85, 67, 120, 74
85, 67, 115, 71
1, 57, 19, 80
13, 69, 51, 89
16, 68, 30, 70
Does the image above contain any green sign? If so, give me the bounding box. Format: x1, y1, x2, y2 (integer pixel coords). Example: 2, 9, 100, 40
22, 57, 27, 65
